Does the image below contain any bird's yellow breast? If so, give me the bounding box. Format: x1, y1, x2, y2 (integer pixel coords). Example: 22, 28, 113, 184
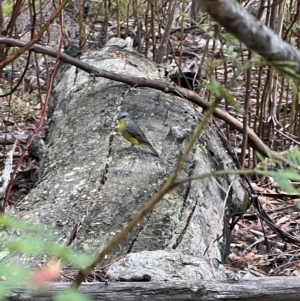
118, 120, 141, 145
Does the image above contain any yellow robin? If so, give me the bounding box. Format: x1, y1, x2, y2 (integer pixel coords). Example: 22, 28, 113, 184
117, 112, 159, 157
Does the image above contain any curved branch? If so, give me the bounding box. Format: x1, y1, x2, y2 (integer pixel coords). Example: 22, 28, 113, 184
199, 0, 300, 75
0, 37, 287, 161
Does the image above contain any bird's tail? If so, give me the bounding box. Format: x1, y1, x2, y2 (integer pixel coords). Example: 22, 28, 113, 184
148, 144, 159, 157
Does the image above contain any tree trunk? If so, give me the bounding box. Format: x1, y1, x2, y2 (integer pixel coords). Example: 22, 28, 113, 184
6, 276, 300, 301
1, 38, 245, 282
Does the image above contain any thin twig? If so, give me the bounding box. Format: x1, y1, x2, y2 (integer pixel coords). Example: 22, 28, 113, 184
1, 36, 66, 211
71, 94, 222, 289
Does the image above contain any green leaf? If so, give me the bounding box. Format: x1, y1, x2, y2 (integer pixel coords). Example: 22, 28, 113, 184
45, 244, 92, 267
54, 290, 92, 301
64, 252, 92, 267
0, 284, 11, 300
283, 148, 300, 167
267, 169, 300, 194
0, 215, 48, 235
208, 79, 244, 114
8, 237, 44, 254
0, 263, 31, 282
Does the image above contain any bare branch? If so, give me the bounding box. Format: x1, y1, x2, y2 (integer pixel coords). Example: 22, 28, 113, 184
199, 0, 300, 75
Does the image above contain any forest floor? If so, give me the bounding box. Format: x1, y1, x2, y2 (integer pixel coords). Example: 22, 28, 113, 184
0, 7, 299, 279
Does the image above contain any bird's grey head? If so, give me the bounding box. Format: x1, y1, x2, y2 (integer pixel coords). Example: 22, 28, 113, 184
117, 112, 130, 121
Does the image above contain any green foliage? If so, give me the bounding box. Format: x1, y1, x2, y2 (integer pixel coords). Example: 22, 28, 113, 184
268, 168, 300, 194
2, 0, 14, 17
54, 290, 92, 301
1, 148, 300, 299
0, 263, 32, 300
0, 214, 93, 300
221, 32, 238, 43
9, 103, 16, 113
8, 237, 90, 267
20, 100, 34, 121
265, 59, 300, 80
258, 148, 300, 196
0, 263, 31, 282
0, 286, 10, 300
0, 215, 47, 233
204, 58, 223, 69
208, 79, 244, 114
198, 23, 217, 38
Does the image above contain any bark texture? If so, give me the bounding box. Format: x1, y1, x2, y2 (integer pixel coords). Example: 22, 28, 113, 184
6, 276, 300, 301
198, 0, 300, 75
1, 38, 245, 280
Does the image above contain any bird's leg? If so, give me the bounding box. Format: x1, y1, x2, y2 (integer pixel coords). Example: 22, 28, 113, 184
125, 144, 135, 151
